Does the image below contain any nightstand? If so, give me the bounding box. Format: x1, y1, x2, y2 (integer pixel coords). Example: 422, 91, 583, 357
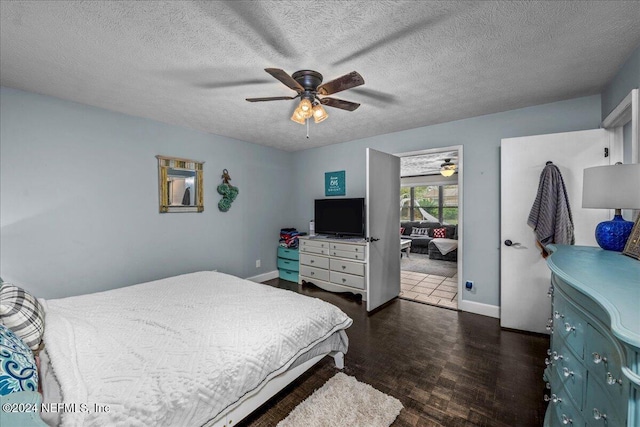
277, 247, 299, 282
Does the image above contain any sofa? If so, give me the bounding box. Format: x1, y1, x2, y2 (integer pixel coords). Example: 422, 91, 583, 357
401, 221, 458, 262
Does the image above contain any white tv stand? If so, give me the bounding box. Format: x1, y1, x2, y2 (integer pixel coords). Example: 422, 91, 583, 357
298, 235, 368, 301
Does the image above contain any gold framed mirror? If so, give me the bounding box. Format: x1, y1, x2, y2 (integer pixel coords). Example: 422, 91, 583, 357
156, 155, 204, 213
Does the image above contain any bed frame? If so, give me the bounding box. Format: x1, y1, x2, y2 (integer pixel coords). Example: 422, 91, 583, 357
205, 351, 344, 427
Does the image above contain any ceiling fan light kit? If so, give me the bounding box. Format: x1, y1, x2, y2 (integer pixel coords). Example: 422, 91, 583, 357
440, 159, 456, 177
247, 68, 364, 128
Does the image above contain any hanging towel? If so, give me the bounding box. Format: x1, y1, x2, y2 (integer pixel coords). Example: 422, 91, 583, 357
527, 164, 574, 257
182, 187, 191, 205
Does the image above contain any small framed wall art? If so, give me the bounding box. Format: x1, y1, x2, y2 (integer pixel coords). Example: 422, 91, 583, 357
622, 215, 640, 260
325, 170, 346, 196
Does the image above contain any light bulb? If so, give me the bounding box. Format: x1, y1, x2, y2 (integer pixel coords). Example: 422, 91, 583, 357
312, 104, 328, 123
290, 108, 305, 125
298, 99, 313, 119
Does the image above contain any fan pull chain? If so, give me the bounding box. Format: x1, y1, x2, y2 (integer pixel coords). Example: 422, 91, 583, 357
306, 118, 309, 139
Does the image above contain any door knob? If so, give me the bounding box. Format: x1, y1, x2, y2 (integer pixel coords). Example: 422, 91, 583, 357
504, 240, 521, 247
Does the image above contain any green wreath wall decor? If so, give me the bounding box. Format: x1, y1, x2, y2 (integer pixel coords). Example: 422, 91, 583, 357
217, 169, 239, 212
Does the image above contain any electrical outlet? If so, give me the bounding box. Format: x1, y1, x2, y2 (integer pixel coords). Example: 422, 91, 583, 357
256, 259, 261, 268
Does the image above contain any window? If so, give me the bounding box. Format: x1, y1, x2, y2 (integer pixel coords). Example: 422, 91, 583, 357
400, 185, 458, 224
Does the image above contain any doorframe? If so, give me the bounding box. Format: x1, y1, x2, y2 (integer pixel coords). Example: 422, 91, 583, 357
394, 145, 463, 309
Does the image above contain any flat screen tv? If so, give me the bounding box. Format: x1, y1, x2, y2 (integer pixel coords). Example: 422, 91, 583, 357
314, 198, 365, 238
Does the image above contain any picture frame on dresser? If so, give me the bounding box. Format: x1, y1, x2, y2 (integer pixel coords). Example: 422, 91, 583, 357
622, 215, 640, 260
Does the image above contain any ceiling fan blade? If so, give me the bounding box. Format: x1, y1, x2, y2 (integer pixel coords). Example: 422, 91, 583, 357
246, 96, 297, 102
264, 68, 304, 93
319, 97, 361, 111
317, 71, 364, 96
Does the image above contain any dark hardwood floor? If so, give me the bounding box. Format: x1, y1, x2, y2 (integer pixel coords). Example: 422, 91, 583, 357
240, 278, 550, 427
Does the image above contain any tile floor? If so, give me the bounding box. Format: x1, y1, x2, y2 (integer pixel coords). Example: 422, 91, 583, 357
400, 270, 459, 310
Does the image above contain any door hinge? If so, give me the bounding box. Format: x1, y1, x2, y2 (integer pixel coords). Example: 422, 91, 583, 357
604, 147, 609, 158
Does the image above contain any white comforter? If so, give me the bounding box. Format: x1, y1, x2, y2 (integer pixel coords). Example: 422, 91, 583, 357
41, 271, 352, 427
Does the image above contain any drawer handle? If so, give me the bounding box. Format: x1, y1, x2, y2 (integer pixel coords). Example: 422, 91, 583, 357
355, 248, 359, 252
564, 322, 575, 332
546, 349, 562, 360
342, 278, 346, 283
342, 265, 346, 269
283, 261, 290, 264
544, 393, 562, 404
592, 408, 607, 421
562, 367, 574, 378
310, 272, 314, 276
606, 372, 622, 386
554, 310, 564, 319
592, 352, 608, 365
310, 260, 314, 263
561, 414, 573, 425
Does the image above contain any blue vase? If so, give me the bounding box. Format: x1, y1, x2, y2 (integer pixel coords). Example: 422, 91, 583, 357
594, 214, 634, 252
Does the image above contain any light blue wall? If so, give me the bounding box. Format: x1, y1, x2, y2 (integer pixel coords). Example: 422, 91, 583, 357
0, 87, 293, 299
290, 95, 602, 307
601, 44, 640, 120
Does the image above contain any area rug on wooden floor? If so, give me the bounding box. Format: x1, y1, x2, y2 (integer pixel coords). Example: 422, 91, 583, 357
401, 252, 457, 277
277, 372, 403, 427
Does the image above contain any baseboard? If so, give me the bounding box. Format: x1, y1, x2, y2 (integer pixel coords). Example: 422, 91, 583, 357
246, 270, 279, 283
459, 299, 500, 319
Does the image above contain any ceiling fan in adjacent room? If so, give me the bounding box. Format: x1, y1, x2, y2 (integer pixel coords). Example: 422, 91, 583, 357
440, 158, 457, 177
246, 68, 364, 124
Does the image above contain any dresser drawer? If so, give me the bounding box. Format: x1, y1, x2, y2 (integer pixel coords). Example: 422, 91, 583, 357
585, 373, 627, 427
300, 264, 330, 282
585, 324, 625, 391
554, 341, 586, 410
549, 394, 585, 427
300, 245, 328, 256
553, 295, 586, 360
300, 239, 329, 249
330, 271, 365, 290
300, 253, 329, 269
330, 258, 365, 276
277, 258, 299, 272
277, 246, 299, 261
330, 249, 365, 261
327, 241, 366, 254
278, 269, 299, 283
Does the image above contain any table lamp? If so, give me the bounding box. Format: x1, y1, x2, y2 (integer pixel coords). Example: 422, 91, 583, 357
582, 163, 640, 251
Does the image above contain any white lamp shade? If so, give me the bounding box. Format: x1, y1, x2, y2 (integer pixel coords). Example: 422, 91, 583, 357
582, 163, 640, 209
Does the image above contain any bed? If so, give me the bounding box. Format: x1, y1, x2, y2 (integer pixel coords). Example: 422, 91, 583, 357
37, 271, 352, 427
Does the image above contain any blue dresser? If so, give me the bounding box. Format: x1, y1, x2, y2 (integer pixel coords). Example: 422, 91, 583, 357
277, 247, 299, 282
544, 245, 640, 427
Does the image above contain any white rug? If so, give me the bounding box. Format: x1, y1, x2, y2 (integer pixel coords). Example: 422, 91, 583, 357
277, 372, 403, 427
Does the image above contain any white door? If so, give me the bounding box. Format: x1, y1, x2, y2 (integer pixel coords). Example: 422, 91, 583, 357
501, 129, 611, 333
366, 148, 401, 312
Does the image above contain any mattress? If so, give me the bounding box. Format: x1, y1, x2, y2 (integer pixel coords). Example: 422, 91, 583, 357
39, 271, 352, 426
39, 330, 348, 427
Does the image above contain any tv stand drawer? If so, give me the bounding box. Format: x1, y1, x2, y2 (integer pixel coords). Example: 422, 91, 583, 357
330, 249, 365, 261
328, 242, 366, 254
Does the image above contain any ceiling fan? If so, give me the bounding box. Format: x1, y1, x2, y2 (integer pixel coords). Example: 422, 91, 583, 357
246, 68, 364, 124
440, 159, 456, 177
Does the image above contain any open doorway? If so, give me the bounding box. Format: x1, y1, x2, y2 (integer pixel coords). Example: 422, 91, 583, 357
396, 146, 462, 310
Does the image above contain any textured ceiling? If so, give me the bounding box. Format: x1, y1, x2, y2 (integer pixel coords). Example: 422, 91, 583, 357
401, 150, 458, 177
1, 1, 639, 152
